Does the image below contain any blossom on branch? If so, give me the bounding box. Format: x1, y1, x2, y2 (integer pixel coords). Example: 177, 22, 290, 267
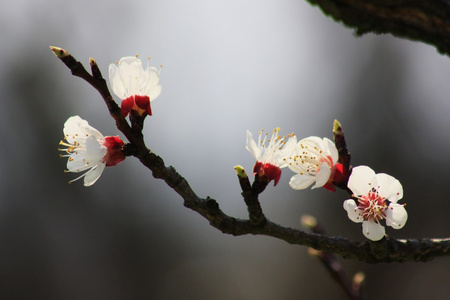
246, 128, 297, 186
286, 137, 345, 191
109, 56, 162, 118
343, 165, 407, 241
58, 116, 125, 186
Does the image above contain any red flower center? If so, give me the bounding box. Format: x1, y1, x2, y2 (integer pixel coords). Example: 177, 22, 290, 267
357, 190, 387, 221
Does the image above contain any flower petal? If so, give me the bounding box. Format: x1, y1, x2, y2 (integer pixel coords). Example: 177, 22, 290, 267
323, 137, 338, 163
373, 173, 403, 202
289, 174, 315, 190
362, 220, 385, 241
83, 163, 106, 187
149, 84, 162, 101
277, 135, 297, 168
301, 136, 323, 146
343, 199, 363, 223
66, 157, 91, 172
109, 64, 127, 99
385, 203, 408, 229
312, 162, 331, 189
66, 136, 106, 172
63, 116, 104, 142
117, 57, 144, 95
146, 67, 161, 89
246, 130, 260, 160
348, 165, 375, 196
84, 135, 107, 162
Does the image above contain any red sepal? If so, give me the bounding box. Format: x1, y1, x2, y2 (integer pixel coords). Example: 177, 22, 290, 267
121, 97, 134, 117
253, 161, 282, 186
102, 136, 126, 167
134, 95, 152, 116
322, 163, 347, 192
120, 95, 152, 117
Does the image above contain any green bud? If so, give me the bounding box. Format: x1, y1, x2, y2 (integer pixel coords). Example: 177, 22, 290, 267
333, 119, 342, 135
50, 46, 69, 58
233, 165, 248, 179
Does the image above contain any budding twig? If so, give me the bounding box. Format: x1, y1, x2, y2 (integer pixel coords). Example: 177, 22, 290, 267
234, 165, 267, 226
50, 46, 450, 264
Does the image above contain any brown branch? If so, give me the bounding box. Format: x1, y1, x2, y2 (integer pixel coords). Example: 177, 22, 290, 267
306, 0, 450, 56
333, 119, 352, 192
50, 47, 450, 264
234, 166, 268, 225
333, 120, 351, 176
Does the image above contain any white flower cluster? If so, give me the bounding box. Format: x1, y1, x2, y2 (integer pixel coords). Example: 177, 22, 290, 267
246, 129, 407, 241
59, 56, 163, 186
58, 53, 407, 241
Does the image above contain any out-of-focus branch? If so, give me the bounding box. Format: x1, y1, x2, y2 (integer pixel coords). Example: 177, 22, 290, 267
51, 47, 450, 264
306, 0, 450, 56
302, 215, 364, 300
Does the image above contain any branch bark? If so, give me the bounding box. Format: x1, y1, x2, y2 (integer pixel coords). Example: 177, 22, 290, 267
306, 0, 450, 56
51, 47, 450, 264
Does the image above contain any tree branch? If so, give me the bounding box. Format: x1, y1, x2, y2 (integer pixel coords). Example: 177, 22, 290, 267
50, 47, 450, 264
306, 0, 450, 56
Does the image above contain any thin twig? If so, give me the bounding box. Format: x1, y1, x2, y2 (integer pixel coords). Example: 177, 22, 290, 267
234, 166, 267, 225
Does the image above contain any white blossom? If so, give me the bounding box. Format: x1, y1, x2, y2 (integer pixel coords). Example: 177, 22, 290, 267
343, 165, 407, 241
286, 137, 343, 191
109, 56, 162, 117
59, 116, 125, 186
246, 128, 297, 186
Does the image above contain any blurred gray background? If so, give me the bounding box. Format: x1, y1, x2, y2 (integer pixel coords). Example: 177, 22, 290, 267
1, 0, 450, 299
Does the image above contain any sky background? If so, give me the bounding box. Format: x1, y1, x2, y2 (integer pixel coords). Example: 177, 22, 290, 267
1, 0, 450, 299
